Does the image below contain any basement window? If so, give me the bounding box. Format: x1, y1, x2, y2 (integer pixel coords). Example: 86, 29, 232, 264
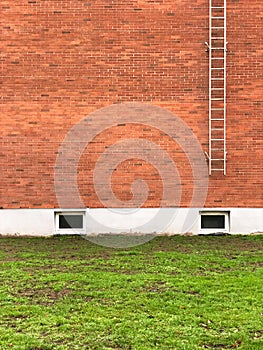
55, 211, 86, 234
59, 214, 83, 229
200, 211, 229, 232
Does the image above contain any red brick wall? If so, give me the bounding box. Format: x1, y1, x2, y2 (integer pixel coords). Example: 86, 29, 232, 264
1, 0, 262, 209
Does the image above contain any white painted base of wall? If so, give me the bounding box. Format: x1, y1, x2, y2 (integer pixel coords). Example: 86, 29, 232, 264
0, 208, 262, 236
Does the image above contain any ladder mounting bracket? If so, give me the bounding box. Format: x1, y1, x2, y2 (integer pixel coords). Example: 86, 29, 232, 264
204, 151, 210, 161
205, 42, 210, 52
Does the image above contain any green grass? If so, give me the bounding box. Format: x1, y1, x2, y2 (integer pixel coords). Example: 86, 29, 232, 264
0, 235, 263, 349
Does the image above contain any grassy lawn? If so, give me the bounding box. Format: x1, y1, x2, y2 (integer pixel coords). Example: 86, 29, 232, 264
0, 235, 263, 350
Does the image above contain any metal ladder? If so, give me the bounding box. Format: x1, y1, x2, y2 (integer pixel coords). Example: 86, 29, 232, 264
207, 0, 227, 175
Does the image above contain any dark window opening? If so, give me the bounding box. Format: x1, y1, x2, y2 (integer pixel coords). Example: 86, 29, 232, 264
201, 215, 225, 229
59, 215, 83, 229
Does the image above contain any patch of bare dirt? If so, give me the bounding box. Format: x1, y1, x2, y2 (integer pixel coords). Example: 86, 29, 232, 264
17, 287, 72, 305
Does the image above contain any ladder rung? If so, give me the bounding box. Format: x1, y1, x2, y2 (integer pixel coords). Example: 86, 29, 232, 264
211, 78, 224, 80
211, 98, 224, 100
211, 108, 224, 110
211, 47, 225, 50
211, 159, 225, 161
211, 27, 225, 29
211, 58, 224, 60
211, 88, 224, 90
212, 128, 224, 131
211, 7, 224, 9
211, 37, 225, 39
211, 119, 224, 121
211, 169, 224, 171
211, 148, 224, 151
211, 67, 224, 70
211, 139, 224, 141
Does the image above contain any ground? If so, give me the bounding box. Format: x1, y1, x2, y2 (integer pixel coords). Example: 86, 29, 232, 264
0, 235, 263, 349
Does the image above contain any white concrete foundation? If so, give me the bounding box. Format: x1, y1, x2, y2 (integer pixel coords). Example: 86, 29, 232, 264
0, 208, 262, 236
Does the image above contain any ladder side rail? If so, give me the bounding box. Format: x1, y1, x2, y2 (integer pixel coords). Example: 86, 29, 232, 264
223, 0, 227, 175
209, 0, 212, 175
